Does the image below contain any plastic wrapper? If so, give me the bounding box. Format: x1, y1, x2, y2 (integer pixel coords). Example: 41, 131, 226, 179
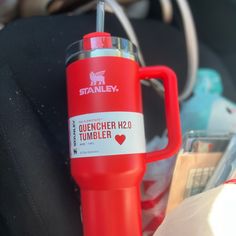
142, 135, 176, 236
166, 131, 232, 213
205, 133, 236, 190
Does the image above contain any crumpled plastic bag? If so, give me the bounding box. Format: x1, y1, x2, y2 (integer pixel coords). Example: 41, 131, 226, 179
142, 135, 176, 235
154, 183, 236, 236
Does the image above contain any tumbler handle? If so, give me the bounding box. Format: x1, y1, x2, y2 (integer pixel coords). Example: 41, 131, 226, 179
139, 66, 182, 163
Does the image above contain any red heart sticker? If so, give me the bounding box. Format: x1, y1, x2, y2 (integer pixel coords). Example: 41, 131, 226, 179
115, 135, 126, 145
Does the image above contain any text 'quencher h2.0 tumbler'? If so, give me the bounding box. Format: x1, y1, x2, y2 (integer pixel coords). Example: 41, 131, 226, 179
66, 31, 182, 236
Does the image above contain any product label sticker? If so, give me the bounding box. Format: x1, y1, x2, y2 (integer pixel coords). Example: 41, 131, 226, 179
69, 112, 146, 158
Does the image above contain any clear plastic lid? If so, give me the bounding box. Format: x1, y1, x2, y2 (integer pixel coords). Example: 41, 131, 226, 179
66, 35, 138, 65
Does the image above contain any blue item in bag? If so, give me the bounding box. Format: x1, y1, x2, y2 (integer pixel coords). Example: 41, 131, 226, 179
181, 68, 236, 135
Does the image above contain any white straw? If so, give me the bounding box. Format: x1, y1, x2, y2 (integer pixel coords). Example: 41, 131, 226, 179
96, 0, 105, 32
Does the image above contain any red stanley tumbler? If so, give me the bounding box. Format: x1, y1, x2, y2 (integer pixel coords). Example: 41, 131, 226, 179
66, 32, 182, 236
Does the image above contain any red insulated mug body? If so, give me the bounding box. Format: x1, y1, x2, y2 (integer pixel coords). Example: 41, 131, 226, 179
66, 32, 181, 236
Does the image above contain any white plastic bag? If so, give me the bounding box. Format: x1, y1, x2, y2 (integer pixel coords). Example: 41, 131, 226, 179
154, 184, 236, 236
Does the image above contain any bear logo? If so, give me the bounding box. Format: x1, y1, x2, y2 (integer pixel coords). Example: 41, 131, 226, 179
90, 71, 106, 86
